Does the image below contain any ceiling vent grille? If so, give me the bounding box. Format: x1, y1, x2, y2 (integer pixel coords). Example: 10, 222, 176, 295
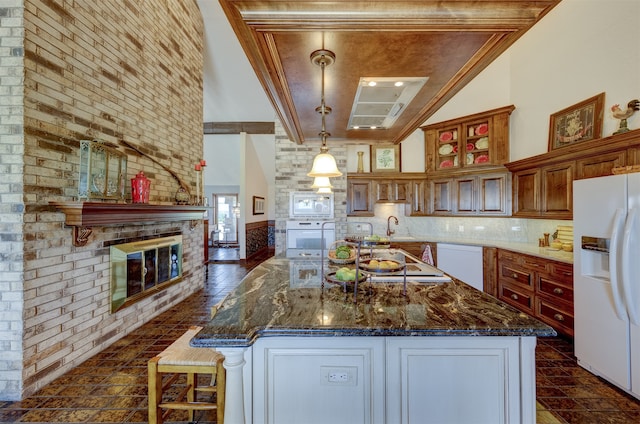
347, 77, 428, 130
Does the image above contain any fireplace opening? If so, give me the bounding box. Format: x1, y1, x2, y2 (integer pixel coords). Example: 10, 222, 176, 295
110, 235, 183, 313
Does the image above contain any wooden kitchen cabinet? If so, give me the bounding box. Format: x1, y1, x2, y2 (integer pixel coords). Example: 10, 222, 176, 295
506, 128, 640, 220
347, 178, 374, 216
513, 162, 573, 219
347, 173, 426, 217
422, 105, 514, 173
374, 180, 409, 203
430, 171, 511, 216
497, 249, 574, 337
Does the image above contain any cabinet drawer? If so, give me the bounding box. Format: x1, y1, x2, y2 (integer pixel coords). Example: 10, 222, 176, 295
548, 262, 573, 284
498, 249, 521, 264
538, 276, 574, 303
520, 255, 547, 272
536, 296, 574, 336
499, 263, 533, 288
498, 283, 534, 314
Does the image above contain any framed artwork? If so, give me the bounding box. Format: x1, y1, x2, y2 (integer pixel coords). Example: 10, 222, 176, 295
252, 196, 265, 215
548, 92, 605, 151
371, 144, 401, 172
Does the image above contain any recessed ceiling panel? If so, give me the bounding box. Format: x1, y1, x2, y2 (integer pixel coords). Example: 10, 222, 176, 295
218, 0, 562, 144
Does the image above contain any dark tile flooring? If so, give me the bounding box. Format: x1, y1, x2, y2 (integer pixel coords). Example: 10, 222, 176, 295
1, 252, 639, 423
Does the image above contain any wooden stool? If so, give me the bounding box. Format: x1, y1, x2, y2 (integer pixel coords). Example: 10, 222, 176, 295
148, 326, 225, 424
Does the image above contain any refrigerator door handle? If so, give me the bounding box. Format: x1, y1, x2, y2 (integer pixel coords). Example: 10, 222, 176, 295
610, 208, 628, 321
622, 207, 639, 325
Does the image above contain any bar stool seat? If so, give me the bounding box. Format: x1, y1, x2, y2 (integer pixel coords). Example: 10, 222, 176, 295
148, 326, 225, 424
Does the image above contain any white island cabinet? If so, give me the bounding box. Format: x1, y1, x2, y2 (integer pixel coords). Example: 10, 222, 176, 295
193, 257, 553, 424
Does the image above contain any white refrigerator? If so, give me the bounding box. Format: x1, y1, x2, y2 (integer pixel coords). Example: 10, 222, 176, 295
573, 173, 640, 399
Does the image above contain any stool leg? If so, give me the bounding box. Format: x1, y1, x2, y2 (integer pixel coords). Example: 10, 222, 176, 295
187, 372, 196, 422
148, 357, 162, 424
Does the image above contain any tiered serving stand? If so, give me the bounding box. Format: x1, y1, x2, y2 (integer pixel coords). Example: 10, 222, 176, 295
322, 223, 407, 302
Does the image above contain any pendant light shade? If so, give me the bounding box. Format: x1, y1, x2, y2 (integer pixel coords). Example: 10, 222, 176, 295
316, 186, 333, 194
311, 176, 333, 189
307, 49, 343, 178
308, 147, 342, 177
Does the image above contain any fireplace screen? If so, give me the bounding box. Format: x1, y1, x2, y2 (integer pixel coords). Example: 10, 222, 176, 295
110, 235, 182, 313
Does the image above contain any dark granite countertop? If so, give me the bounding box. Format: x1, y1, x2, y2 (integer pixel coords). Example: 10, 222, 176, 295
191, 257, 556, 348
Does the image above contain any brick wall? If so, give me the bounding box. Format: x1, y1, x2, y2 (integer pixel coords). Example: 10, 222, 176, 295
0, 1, 26, 402
0, 0, 205, 400
274, 120, 348, 256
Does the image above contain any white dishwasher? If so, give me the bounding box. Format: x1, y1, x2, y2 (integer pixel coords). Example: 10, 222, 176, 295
436, 243, 483, 291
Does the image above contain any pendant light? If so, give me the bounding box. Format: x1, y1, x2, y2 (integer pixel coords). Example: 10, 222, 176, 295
311, 176, 333, 193
307, 49, 342, 178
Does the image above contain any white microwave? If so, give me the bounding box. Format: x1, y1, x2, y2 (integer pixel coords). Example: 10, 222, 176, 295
289, 192, 334, 219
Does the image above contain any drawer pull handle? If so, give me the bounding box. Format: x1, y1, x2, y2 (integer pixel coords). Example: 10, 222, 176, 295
553, 313, 565, 322
512, 273, 518, 279
553, 288, 564, 295
511, 294, 519, 300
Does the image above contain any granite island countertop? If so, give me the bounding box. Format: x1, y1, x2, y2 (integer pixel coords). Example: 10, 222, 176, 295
191, 257, 555, 348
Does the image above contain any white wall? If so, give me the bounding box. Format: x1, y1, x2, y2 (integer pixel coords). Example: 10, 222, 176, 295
245, 133, 276, 221
417, 0, 640, 161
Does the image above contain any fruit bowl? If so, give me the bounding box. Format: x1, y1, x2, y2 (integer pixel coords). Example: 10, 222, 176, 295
325, 267, 367, 285
358, 258, 405, 273
327, 241, 356, 264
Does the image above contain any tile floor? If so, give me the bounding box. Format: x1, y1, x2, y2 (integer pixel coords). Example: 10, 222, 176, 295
1, 255, 640, 423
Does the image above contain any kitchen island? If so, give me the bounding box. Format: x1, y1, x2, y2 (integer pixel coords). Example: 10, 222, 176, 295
192, 256, 555, 424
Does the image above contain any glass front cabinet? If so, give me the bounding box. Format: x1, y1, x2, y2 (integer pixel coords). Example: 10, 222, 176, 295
423, 105, 515, 173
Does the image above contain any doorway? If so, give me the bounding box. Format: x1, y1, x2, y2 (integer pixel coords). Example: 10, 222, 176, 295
212, 193, 239, 248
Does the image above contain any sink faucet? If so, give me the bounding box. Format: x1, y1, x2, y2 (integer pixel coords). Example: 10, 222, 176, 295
386, 215, 399, 237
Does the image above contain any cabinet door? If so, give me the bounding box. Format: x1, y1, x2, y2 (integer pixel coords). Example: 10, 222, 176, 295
512, 168, 541, 217
576, 151, 626, 180
407, 180, 428, 216
454, 177, 476, 214
348, 180, 373, 216
395, 181, 409, 202
375, 180, 392, 203
542, 162, 574, 218
430, 179, 453, 214
433, 126, 461, 171
386, 337, 523, 424
478, 172, 510, 215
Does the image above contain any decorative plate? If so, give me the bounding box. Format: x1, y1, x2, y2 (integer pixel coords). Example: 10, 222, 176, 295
439, 131, 453, 142
475, 123, 489, 135
438, 144, 453, 155
440, 160, 454, 168
475, 154, 489, 164
476, 137, 489, 149
466, 143, 475, 152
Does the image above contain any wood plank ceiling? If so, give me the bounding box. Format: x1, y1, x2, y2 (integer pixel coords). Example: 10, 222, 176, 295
217, 0, 561, 145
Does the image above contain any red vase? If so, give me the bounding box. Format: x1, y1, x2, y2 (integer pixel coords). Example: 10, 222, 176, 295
131, 171, 150, 203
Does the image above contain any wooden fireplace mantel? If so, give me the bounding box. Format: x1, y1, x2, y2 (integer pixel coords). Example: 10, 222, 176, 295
50, 201, 207, 246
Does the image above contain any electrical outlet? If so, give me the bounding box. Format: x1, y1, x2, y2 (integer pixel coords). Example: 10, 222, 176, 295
328, 371, 348, 382
321, 366, 357, 385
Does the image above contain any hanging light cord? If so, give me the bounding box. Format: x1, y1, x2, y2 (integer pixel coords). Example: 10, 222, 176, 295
319, 54, 329, 149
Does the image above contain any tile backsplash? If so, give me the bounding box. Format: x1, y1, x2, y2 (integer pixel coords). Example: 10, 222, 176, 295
347, 203, 569, 245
